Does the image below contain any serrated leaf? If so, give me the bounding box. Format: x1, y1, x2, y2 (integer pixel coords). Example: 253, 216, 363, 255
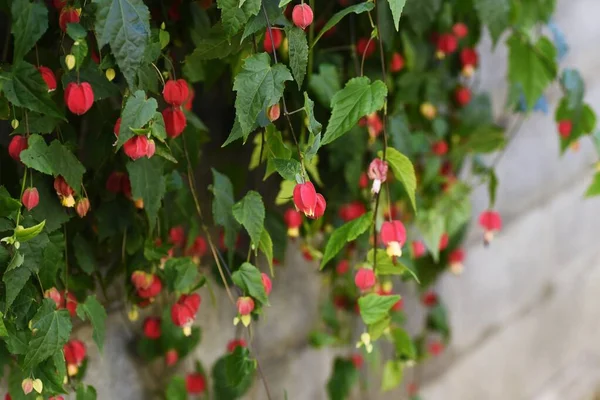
210, 169, 240, 251
6, 251, 24, 273
233, 53, 293, 139
163, 257, 201, 293
76, 296, 107, 353
232, 191, 265, 247
217, 0, 262, 37
457, 125, 505, 153
286, 26, 308, 89
93, 0, 150, 88
382, 147, 417, 212
0, 186, 21, 218
508, 34, 557, 110
309, 64, 341, 108
11, 0, 48, 62
366, 249, 418, 282
186, 24, 241, 62
475, 0, 510, 45
391, 327, 416, 360
388, 0, 407, 31
303, 92, 322, 136
272, 158, 302, 181
61, 62, 120, 101
226, 346, 256, 388
585, 172, 600, 197
66, 23, 88, 41
381, 360, 404, 391
2, 62, 63, 119
259, 227, 274, 277
0, 312, 7, 337
322, 77, 387, 145
3, 261, 31, 312
416, 210, 445, 262
358, 293, 400, 325
23, 299, 72, 369
126, 157, 166, 229
14, 220, 45, 242
320, 211, 373, 269
312, 2, 375, 47
275, 179, 295, 205
116, 90, 158, 148
232, 262, 269, 305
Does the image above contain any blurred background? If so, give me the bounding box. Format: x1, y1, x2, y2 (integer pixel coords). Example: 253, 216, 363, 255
47, 0, 600, 398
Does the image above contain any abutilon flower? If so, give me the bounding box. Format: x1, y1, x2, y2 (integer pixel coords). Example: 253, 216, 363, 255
163, 79, 190, 107
185, 236, 207, 259
131, 270, 153, 291
75, 198, 90, 218
360, 112, 383, 138
428, 340, 444, 356
411, 240, 426, 258
380, 220, 407, 258
263, 28, 282, 53
436, 33, 458, 57
113, 117, 121, 138
234, 296, 255, 327
64, 339, 86, 376
227, 339, 247, 353
261, 273, 272, 296
53, 0, 67, 10
558, 120, 572, 138
455, 86, 472, 106
449, 248, 465, 275
431, 140, 448, 156
22, 188, 39, 211
390, 52, 405, 73
185, 373, 206, 394
44, 287, 63, 309
184, 87, 195, 111
162, 107, 187, 138
123, 135, 153, 160
460, 48, 479, 76
59, 7, 80, 32
421, 291, 438, 307
292, 4, 314, 30
284, 209, 303, 237
65, 82, 94, 115
48, 396, 64, 400
439, 232, 449, 250
165, 349, 179, 366
64, 291, 78, 317
169, 226, 186, 247
293, 181, 317, 217
339, 201, 366, 222
478, 210, 502, 245
38, 66, 57, 92
8, 135, 28, 162
137, 275, 163, 299
452, 22, 468, 38
267, 103, 281, 122
359, 172, 369, 189
171, 293, 201, 335
420, 102, 437, 120
54, 176, 75, 207
354, 268, 376, 291
367, 158, 388, 194
143, 317, 162, 339
356, 37, 376, 58
351, 353, 364, 369
336, 260, 350, 275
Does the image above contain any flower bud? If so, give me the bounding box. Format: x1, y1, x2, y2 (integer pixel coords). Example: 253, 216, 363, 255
162, 107, 187, 138
354, 268, 376, 291
75, 198, 90, 218
64, 82, 94, 115
292, 4, 313, 30
65, 54, 76, 70
8, 135, 28, 162
38, 66, 57, 92
22, 188, 40, 211
105, 68, 116, 82
267, 103, 281, 122
163, 79, 190, 107
263, 28, 282, 53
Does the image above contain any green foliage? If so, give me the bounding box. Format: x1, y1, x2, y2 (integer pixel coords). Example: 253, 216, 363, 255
358, 293, 401, 325
11, 0, 48, 63
320, 212, 373, 269
232, 263, 269, 305
232, 191, 265, 247
126, 157, 166, 229
76, 296, 107, 353
286, 27, 309, 89
327, 358, 358, 400
475, 0, 510, 44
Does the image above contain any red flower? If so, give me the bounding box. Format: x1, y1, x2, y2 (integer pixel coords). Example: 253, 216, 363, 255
168, 0, 182, 21
452, 22, 468, 38
455, 86, 472, 106
261, 273, 272, 296
163, 79, 190, 107
64, 339, 86, 367
123, 135, 152, 160
44, 287, 63, 309
421, 291, 438, 307
53, 0, 67, 10
38, 66, 57, 92
439, 233, 449, 250
336, 260, 349, 275
292, 4, 314, 30
407, 382, 419, 396
449, 248, 465, 275
428, 340, 444, 356
114, 117, 121, 137
293, 182, 317, 217
478, 210, 502, 244
184, 87, 195, 111
165, 349, 179, 366
64, 82, 94, 115
351, 353, 364, 369
431, 140, 448, 156
356, 38, 376, 58
558, 120, 572, 138
359, 172, 369, 189
49, 397, 64, 400
22, 188, 39, 211
54, 176, 74, 197
137, 276, 163, 299
354, 268, 376, 291
169, 226, 186, 248
392, 297, 403, 312
227, 339, 247, 353
236, 296, 255, 315
380, 220, 407, 257
59, 7, 80, 32
171, 293, 201, 327
339, 201, 366, 222
411, 241, 426, 258
185, 373, 206, 394
367, 158, 388, 194
263, 29, 282, 53
284, 209, 303, 237
363, 112, 383, 138
267, 103, 281, 122
162, 107, 187, 138
8, 135, 28, 162
460, 48, 478, 76
131, 270, 153, 291
313, 193, 326, 219
75, 198, 90, 218
143, 317, 162, 339
390, 52, 405, 73
437, 33, 457, 55
65, 291, 78, 317
186, 236, 207, 258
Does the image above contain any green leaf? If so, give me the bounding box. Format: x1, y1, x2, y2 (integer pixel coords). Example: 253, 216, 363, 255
320, 211, 373, 269
508, 34, 557, 110
23, 299, 72, 369
72, 234, 96, 274
76, 384, 98, 400
359, 293, 401, 325
163, 257, 201, 293
233, 53, 293, 139
6, 251, 24, 273
272, 158, 302, 181
226, 346, 256, 388
232, 191, 265, 247
3, 264, 31, 312
309, 64, 341, 108
585, 172, 600, 197
403, 0, 441, 34
367, 249, 418, 281
475, 0, 510, 45
258, 229, 274, 277
231, 262, 268, 305
126, 157, 166, 229
322, 77, 387, 145
303, 92, 322, 136
286, 27, 309, 89
217, 0, 262, 37
327, 358, 358, 400
391, 327, 416, 360
116, 90, 158, 148
0, 312, 7, 337
185, 24, 241, 62
166, 376, 187, 400
459, 125, 506, 153
66, 23, 88, 41
381, 360, 404, 391
416, 210, 445, 262
11, 0, 48, 62
312, 2, 375, 47
0, 186, 21, 218
210, 169, 240, 251
93, 0, 151, 88
383, 147, 417, 212
388, 0, 407, 31
2, 62, 63, 119
76, 296, 107, 353
14, 220, 45, 242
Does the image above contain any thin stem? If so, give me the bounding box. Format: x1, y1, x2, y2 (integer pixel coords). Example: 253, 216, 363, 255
246, 329, 274, 400
359, 37, 373, 77
151, 62, 166, 87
